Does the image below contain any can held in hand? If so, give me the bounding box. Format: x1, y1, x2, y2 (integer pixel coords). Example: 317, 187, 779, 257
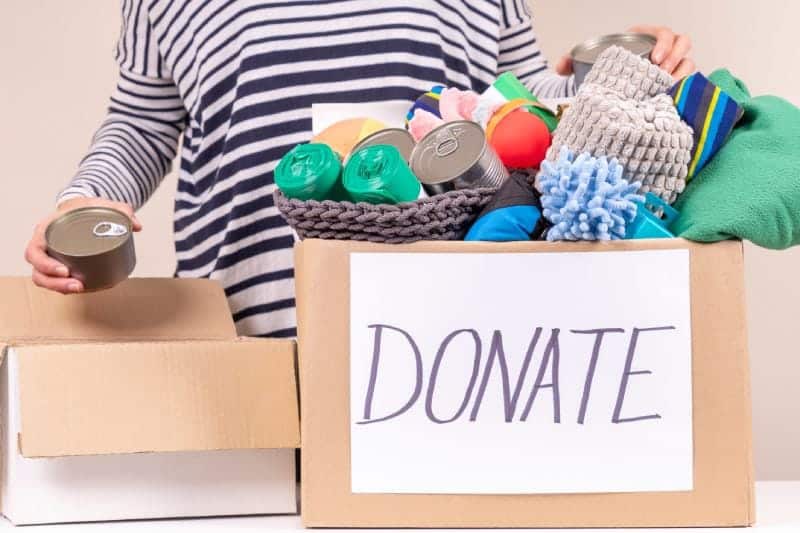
350, 128, 416, 163
570, 33, 656, 88
410, 120, 508, 196
45, 207, 136, 291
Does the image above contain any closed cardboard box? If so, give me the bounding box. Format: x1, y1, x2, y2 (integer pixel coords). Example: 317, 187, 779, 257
295, 238, 754, 528
0, 278, 300, 525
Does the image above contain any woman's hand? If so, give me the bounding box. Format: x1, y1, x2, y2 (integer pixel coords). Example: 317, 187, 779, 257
555, 25, 696, 80
24, 197, 141, 294
629, 25, 695, 79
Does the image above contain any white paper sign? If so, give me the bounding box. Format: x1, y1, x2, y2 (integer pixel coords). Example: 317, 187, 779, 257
350, 250, 693, 495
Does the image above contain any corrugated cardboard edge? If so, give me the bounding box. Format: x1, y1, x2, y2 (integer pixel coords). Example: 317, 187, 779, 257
15, 338, 299, 458
0, 277, 238, 343
737, 242, 757, 526
296, 238, 755, 528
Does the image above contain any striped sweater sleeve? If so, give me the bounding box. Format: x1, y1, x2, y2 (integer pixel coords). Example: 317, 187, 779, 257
497, 0, 576, 99
59, 0, 186, 209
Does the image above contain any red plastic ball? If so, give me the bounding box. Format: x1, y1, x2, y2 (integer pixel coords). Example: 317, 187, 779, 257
489, 109, 551, 169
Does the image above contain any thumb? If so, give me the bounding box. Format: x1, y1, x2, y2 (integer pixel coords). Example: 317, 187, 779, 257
114, 204, 143, 232
554, 55, 573, 76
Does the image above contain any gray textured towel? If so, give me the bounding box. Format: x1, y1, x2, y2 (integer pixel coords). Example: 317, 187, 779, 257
543, 46, 694, 204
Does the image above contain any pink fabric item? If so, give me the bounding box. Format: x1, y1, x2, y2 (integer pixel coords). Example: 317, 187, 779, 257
439, 87, 480, 122
408, 108, 444, 142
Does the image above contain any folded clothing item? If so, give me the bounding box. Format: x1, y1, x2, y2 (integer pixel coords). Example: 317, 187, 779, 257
539, 147, 643, 241
582, 45, 674, 100
668, 72, 745, 179
405, 85, 444, 123
545, 82, 693, 203
673, 70, 800, 249
465, 172, 546, 241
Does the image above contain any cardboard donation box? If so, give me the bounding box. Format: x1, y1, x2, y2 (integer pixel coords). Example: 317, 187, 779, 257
295, 238, 754, 528
0, 278, 300, 525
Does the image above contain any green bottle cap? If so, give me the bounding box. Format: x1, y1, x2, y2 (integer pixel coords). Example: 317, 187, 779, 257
493, 72, 559, 132
343, 145, 421, 204
274, 143, 347, 201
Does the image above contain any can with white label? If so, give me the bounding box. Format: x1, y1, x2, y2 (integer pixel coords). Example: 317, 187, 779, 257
45, 207, 136, 291
409, 121, 508, 196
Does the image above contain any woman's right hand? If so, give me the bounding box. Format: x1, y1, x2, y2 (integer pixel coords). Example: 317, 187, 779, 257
24, 198, 142, 294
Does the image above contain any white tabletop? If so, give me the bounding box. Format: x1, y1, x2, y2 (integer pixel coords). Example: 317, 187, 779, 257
4, 481, 798, 531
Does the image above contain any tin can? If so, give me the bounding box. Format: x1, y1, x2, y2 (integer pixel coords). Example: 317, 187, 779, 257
570, 33, 657, 88
45, 207, 136, 291
409, 121, 508, 196
350, 128, 416, 163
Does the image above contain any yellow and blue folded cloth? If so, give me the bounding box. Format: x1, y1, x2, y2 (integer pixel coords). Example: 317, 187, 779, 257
669, 72, 745, 179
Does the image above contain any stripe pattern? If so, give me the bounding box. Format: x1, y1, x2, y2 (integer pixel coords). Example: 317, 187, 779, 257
669, 72, 744, 179
60, 0, 574, 337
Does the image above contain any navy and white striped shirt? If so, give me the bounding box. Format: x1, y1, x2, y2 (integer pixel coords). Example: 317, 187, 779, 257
60, 0, 575, 337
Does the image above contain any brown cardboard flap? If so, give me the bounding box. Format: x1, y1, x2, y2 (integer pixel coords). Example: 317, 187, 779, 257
16, 338, 300, 457
296, 238, 754, 528
0, 277, 236, 342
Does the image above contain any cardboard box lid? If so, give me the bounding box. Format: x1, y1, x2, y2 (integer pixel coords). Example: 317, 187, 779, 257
14, 338, 300, 457
0, 277, 237, 342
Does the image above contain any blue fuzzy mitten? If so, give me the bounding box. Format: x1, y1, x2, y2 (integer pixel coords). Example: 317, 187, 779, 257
539, 147, 643, 241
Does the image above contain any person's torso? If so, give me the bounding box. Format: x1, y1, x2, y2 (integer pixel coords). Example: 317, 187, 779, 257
146, 0, 506, 336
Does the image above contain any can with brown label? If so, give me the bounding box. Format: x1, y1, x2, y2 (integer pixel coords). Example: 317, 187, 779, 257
45, 207, 136, 291
409, 120, 508, 196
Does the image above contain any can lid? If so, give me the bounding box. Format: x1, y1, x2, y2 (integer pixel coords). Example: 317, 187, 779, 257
570, 33, 656, 63
46, 207, 132, 257
351, 128, 416, 162
410, 121, 486, 185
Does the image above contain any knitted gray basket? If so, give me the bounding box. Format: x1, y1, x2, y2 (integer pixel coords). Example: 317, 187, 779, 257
274, 187, 497, 243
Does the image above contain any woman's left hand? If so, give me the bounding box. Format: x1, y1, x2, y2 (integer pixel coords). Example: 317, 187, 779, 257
629, 25, 696, 79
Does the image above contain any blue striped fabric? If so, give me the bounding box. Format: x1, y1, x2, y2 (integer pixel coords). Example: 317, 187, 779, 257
60, 0, 575, 337
669, 72, 744, 179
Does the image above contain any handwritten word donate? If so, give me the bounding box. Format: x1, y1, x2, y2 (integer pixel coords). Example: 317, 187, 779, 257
358, 325, 677, 426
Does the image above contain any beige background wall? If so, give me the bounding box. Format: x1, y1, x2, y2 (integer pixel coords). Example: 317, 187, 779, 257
0, 1, 797, 479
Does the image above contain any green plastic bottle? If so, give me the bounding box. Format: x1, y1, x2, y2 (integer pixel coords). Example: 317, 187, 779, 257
343, 145, 421, 204
274, 143, 348, 201
493, 72, 559, 132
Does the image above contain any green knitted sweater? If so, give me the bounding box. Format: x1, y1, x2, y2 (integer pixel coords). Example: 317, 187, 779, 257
673, 70, 800, 249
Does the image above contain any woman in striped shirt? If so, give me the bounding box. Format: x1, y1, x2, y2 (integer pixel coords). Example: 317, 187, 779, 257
25, 0, 694, 337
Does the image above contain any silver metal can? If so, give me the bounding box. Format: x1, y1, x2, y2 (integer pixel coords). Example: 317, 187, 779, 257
570, 32, 657, 88
350, 128, 416, 162
409, 120, 508, 195
45, 207, 136, 291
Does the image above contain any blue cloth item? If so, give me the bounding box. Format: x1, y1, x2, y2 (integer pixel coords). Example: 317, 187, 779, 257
625, 193, 679, 239
539, 147, 643, 241
465, 172, 545, 241
668, 72, 744, 179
